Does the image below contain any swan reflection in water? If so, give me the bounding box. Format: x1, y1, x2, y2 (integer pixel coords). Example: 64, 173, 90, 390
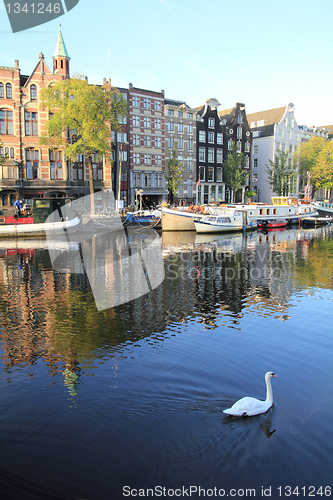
223, 406, 277, 439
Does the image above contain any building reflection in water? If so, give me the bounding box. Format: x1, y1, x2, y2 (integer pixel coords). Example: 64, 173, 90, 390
0, 225, 332, 380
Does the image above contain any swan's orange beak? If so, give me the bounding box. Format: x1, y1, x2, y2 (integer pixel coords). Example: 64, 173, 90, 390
272, 374, 278, 377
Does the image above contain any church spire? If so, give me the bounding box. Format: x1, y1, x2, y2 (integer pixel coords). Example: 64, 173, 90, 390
52, 25, 70, 77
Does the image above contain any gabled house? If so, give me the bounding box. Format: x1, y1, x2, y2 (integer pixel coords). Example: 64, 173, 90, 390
195, 98, 225, 204
218, 102, 252, 203
247, 103, 302, 203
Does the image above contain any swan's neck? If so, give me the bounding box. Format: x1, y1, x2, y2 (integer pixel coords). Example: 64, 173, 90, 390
265, 377, 273, 404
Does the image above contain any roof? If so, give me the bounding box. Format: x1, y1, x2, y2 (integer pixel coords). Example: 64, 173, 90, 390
247, 106, 286, 128
218, 108, 234, 119
53, 25, 70, 59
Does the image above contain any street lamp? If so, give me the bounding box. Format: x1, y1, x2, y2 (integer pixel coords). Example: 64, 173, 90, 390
13, 159, 25, 200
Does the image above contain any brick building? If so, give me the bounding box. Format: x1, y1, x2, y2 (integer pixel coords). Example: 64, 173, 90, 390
128, 84, 168, 208
164, 99, 197, 205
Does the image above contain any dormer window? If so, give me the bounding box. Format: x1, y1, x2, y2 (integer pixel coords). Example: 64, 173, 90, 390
208, 118, 215, 128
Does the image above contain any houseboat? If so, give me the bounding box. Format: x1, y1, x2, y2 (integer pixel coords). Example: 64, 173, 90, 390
0, 198, 80, 238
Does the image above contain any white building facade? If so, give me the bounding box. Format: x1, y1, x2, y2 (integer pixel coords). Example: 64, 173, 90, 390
247, 103, 302, 203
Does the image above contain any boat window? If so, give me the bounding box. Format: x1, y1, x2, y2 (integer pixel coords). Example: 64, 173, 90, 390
35, 200, 51, 208
259, 209, 263, 215
208, 217, 216, 222
266, 209, 270, 215
273, 209, 276, 215
217, 217, 231, 223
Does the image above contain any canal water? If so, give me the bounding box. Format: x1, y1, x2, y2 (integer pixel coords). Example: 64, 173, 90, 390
0, 226, 332, 499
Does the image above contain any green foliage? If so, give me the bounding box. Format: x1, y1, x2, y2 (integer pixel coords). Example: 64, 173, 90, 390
294, 136, 333, 191
0, 140, 7, 166
39, 75, 127, 205
244, 190, 256, 199
223, 141, 249, 202
265, 150, 297, 196
164, 143, 183, 203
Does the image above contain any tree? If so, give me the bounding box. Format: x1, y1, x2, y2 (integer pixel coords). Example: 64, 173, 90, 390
223, 141, 249, 203
0, 141, 7, 167
40, 75, 127, 213
265, 150, 297, 196
294, 136, 333, 193
164, 143, 183, 204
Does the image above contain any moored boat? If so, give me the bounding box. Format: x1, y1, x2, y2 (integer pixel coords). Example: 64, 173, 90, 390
0, 216, 81, 238
194, 211, 244, 234
301, 216, 333, 227
313, 201, 333, 217
258, 219, 289, 230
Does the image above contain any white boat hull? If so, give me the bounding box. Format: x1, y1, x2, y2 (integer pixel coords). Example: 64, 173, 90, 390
0, 216, 81, 238
194, 221, 243, 233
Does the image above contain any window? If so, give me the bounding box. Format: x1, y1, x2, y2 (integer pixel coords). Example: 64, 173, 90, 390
238, 114, 243, 124
154, 118, 161, 129
50, 150, 63, 179
216, 149, 223, 163
25, 149, 39, 179
237, 127, 242, 139
144, 116, 151, 128
187, 124, 192, 134
187, 139, 193, 150
217, 133, 223, 144
228, 139, 233, 150
30, 85, 37, 101
237, 141, 242, 152
254, 158, 258, 168
92, 156, 103, 181
157, 155, 162, 166
154, 99, 161, 111
167, 122, 174, 131
245, 142, 250, 152
208, 167, 214, 181
257, 120, 265, 126
0, 110, 13, 134
187, 112, 192, 119
208, 148, 214, 162
199, 147, 205, 161
2, 163, 18, 179
144, 135, 151, 147
132, 96, 140, 107
199, 130, 205, 142
155, 173, 162, 186
144, 173, 152, 186
132, 134, 140, 146
25, 111, 38, 136
6, 84, 12, 99
178, 137, 183, 149
167, 137, 173, 148
252, 131, 260, 138
254, 145, 258, 154
187, 159, 193, 172
289, 144, 293, 153
187, 180, 192, 197
287, 130, 291, 140
143, 98, 150, 109
168, 109, 174, 116
132, 115, 140, 127
155, 136, 161, 148
278, 129, 283, 138
216, 167, 222, 182
133, 153, 140, 164
178, 123, 183, 133
244, 156, 250, 169
178, 111, 183, 118
133, 172, 141, 186
199, 165, 205, 180
208, 118, 215, 128
0, 83, 4, 98
208, 131, 214, 143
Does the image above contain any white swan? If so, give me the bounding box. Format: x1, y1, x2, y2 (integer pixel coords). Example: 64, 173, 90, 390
223, 372, 277, 417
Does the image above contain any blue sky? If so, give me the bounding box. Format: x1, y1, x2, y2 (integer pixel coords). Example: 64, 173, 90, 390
1, 0, 332, 126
